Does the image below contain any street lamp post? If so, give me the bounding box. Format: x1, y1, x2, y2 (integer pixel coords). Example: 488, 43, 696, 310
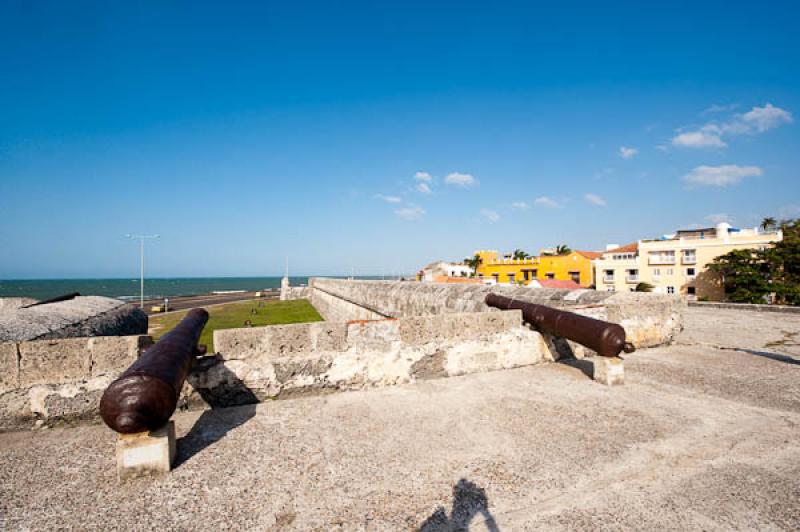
126, 234, 159, 308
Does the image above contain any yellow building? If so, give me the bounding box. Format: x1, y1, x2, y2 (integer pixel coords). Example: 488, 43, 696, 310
595, 223, 783, 300
475, 249, 599, 287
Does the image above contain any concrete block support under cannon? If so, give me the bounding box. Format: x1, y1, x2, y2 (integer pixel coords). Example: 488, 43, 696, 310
115, 421, 176, 480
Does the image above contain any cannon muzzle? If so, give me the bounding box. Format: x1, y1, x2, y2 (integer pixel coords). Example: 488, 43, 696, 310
485, 293, 634, 357
100, 308, 209, 433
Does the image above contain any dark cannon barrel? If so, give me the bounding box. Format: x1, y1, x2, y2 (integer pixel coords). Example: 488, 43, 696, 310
485, 293, 635, 357
100, 308, 209, 434
22, 292, 80, 308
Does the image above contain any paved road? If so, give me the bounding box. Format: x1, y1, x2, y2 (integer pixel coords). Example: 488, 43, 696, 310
133, 290, 280, 315
1, 307, 798, 529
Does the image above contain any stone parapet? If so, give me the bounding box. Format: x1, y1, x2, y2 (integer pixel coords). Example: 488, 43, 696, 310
185, 309, 548, 408
309, 278, 684, 349
0, 335, 152, 430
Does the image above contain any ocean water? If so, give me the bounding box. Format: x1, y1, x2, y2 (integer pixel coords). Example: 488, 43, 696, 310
0, 277, 314, 301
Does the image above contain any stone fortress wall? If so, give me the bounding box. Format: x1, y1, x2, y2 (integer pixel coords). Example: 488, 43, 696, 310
0, 335, 152, 429
0, 281, 684, 429
309, 278, 684, 348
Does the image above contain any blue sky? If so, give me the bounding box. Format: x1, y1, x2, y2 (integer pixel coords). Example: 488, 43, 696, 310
1, 1, 798, 278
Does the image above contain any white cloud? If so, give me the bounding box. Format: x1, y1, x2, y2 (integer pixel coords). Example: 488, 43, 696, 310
705, 213, 732, 224
619, 146, 638, 159
415, 183, 432, 194
672, 128, 727, 148
511, 201, 529, 209
584, 193, 607, 207
480, 208, 500, 223
737, 103, 793, 133
444, 172, 478, 187
534, 196, 561, 208
682, 165, 763, 187
414, 171, 433, 182
395, 205, 425, 220
375, 194, 402, 204
673, 103, 792, 149
702, 103, 738, 115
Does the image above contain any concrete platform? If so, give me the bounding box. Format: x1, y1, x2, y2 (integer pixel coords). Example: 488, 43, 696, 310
1, 307, 799, 530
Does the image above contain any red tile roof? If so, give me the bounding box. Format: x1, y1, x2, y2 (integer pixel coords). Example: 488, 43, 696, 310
576, 250, 603, 259
604, 242, 638, 254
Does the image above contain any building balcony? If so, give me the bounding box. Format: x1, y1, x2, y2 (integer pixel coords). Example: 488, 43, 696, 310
603, 276, 615, 284
682, 256, 697, 265
626, 275, 640, 283
648, 257, 676, 265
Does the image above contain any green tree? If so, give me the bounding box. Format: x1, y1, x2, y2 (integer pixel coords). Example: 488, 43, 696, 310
760, 216, 777, 232
464, 254, 483, 277
555, 244, 572, 256
512, 249, 530, 260
709, 248, 773, 304
635, 282, 654, 292
767, 218, 800, 304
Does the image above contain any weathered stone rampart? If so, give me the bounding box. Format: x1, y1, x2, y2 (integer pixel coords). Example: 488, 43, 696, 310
179, 309, 549, 409
309, 278, 684, 348
0, 335, 152, 430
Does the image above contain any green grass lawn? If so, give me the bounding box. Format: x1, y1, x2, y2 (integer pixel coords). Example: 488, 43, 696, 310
148, 298, 323, 352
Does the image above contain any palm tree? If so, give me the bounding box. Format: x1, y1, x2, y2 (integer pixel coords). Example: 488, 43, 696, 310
760, 217, 777, 232
464, 254, 483, 276
512, 249, 530, 260
555, 244, 572, 256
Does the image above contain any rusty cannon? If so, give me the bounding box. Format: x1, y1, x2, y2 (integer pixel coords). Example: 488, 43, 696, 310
485, 293, 635, 357
100, 308, 209, 434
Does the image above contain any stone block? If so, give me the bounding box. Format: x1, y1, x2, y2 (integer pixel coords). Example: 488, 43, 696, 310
116, 421, 176, 480
214, 327, 270, 360
268, 323, 314, 356
594, 357, 624, 386
309, 322, 347, 351
398, 316, 440, 345
0, 342, 19, 391
89, 335, 147, 376
347, 319, 400, 352
19, 338, 90, 387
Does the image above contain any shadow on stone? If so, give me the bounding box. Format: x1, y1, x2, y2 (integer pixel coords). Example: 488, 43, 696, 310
175, 363, 258, 468
419, 478, 500, 532
728, 347, 800, 366
558, 357, 594, 380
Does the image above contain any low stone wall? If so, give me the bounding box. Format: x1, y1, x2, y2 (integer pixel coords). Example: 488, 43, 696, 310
281, 286, 312, 301
0, 335, 152, 430
309, 278, 683, 348
311, 284, 388, 322
689, 300, 800, 314
179, 310, 549, 408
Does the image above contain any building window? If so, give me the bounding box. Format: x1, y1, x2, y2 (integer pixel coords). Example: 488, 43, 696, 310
626, 269, 639, 283
649, 250, 676, 265
507, 273, 515, 284
665, 268, 674, 276
492, 274, 499, 282
683, 249, 697, 264
686, 267, 695, 279
569, 271, 580, 284
687, 286, 696, 295
653, 268, 661, 281
667, 286, 675, 294
546, 272, 555, 280
603, 270, 615, 283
